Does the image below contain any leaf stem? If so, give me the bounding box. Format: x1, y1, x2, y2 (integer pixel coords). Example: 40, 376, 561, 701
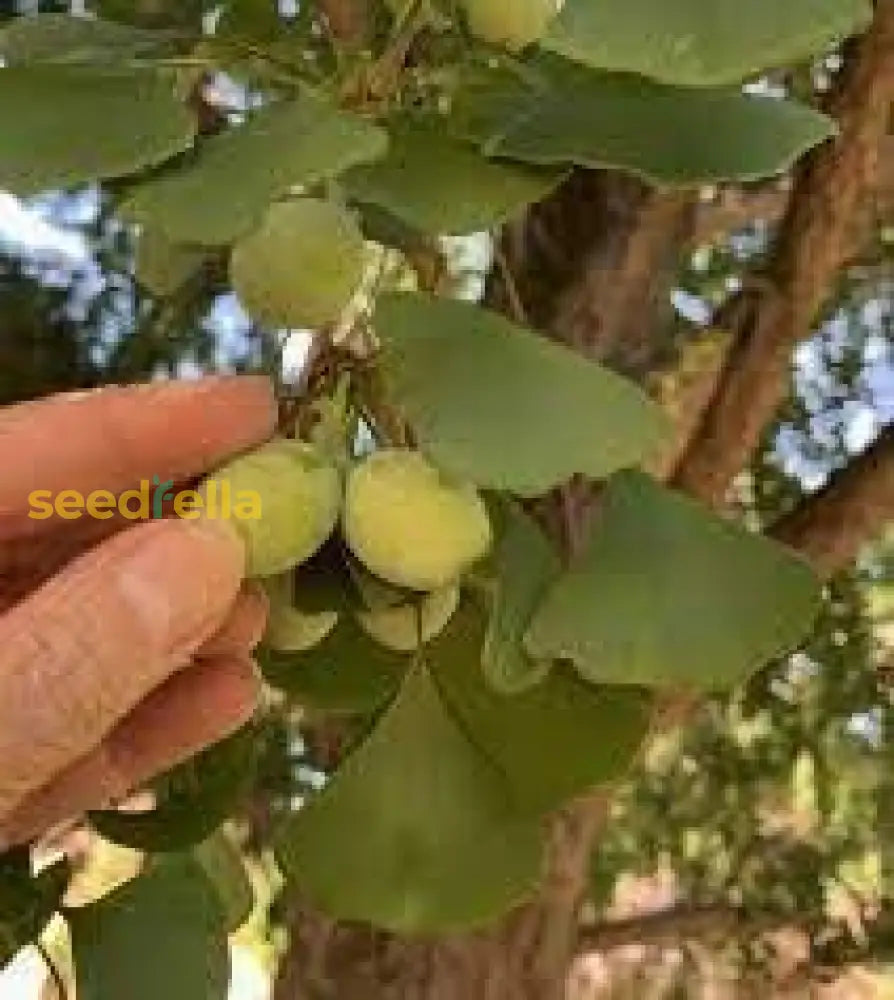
36, 940, 67, 1000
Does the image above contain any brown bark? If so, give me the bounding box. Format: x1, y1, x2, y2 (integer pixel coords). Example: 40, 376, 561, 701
770, 424, 894, 575
317, 0, 371, 48
578, 905, 795, 952
489, 172, 694, 379
674, 0, 894, 507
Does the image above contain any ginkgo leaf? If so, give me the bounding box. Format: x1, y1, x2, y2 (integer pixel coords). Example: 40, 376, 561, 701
376, 293, 667, 495
89, 725, 261, 852
485, 58, 834, 186
0, 67, 195, 195
430, 601, 650, 816
276, 662, 542, 933
69, 855, 229, 1000
481, 502, 559, 693
526, 471, 822, 691
134, 228, 209, 298
544, 0, 872, 86
343, 117, 563, 235
0, 13, 174, 64
123, 95, 387, 245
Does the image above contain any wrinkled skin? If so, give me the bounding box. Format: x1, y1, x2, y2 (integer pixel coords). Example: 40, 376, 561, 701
343, 449, 492, 592
0, 376, 276, 847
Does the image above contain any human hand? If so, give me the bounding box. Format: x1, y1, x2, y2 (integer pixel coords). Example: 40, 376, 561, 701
0, 376, 276, 847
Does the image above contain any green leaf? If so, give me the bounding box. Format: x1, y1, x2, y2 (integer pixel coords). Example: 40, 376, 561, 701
430, 601, 650, 816
89, 725, 260, 852
122, 94, 387, 245
376, 293, 667, 495
69, 855, 229, 1000
96, 0, 205, 29
135, 228, 208, 298
544, 0, 872, 86
526, 471, 822, 691
258, 615, 406, 714
481, 502, 558, 693
0, 14, 175, 64
0, 850, 69, 968
277, 661, 542, 933
484, 59, 834, 186
216, 0, 283, 40
343, 117, 564, 235
193, 834, 254, 933
0, 67, 195, 196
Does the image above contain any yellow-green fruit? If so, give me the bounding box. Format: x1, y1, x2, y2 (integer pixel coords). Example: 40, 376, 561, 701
266, 604, 339, 652
230, 198, 366, 330
201, 440, 341, 579
262, 572, 340, 651
343, 449, 492, 591
461, 0, 560, 50
357, 585, 459, 652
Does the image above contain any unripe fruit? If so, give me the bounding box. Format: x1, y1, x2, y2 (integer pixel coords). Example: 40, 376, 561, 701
231, 198, 366, 330
357, 585, 460, 652
263, 572, 339, 652
266, 604, 340, 652
461, 0, 560, 50
201, 440, 341, 579
343, 449, 492, 591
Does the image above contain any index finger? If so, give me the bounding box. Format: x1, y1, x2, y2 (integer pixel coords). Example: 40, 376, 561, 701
0, 376, 276, 540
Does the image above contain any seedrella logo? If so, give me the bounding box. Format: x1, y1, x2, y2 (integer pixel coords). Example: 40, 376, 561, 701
28, 476, 263, 522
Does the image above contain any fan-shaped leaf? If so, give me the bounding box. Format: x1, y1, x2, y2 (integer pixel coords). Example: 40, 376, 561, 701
485, 60, 834, 186
376, 293, 667, 495
431, 602, 650, 816
526, 471, 822, 691
123, 95, 387, 244
69, 855, 229, 1000
544, 0, 872, 86
344, 118, 563, 235
276, 663, 542, 933
0, 67, 194, 195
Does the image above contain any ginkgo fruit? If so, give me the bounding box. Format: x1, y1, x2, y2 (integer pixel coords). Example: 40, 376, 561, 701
356, 585, 460, 652
200, 439, 341, 579
343, 449, 492, 591
263, 573, 339, 652
230, 198, 366, 330
460, 0, 561, 50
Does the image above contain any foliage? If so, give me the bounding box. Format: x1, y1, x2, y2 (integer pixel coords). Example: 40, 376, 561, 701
0, 0, 884, 995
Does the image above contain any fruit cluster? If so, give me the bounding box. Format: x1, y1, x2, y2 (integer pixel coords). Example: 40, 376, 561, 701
200, 442, 492, 652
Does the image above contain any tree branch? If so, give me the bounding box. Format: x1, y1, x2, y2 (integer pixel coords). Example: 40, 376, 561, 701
674, 0, 894, 507
577, 904, 795, 953
317, 0, 370, 47
770, 424, 894, 575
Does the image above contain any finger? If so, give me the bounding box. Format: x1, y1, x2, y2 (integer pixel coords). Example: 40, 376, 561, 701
0, 517, 245, 819
199, 582, 269, 658
0, 654, 259, 849
0, 480, 197, 613
0, 376, 275, 539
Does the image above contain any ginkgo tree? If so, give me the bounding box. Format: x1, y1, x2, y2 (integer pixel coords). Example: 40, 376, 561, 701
0, 0, 889, 998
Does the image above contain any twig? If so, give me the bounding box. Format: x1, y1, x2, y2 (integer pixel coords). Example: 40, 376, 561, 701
769, 424, 894, 574
577, 905, 795, 953
493, 243, 529, 326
